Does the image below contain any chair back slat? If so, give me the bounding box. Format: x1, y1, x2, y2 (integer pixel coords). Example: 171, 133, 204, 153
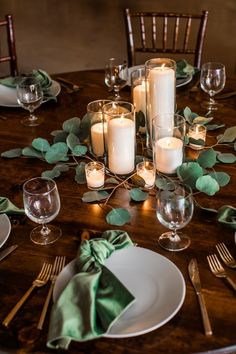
0, 14, 18, 77
124, 9, 209, 68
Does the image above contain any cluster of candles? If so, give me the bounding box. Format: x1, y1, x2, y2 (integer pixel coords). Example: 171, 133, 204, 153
85, 57, 206, 189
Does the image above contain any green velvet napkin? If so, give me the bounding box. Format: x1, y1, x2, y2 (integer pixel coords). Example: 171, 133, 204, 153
47, 230, 135, 350
0, 69, 56, 102
176, 59, 198, 79
0, 197, 24, 215
217, 205, 236, 230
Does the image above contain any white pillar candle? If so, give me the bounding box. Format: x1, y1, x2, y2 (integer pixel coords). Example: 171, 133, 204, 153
133, 81, 146, 134
148, 65, 175, 133
91, 122, 108, 156
108, 116, 135, 175
136, 161, 155, 188
155, 137, 183, 174
188, 124, 206, 150
85, 162, 105, 189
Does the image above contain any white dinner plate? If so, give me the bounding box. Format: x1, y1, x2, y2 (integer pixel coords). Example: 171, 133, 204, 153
127, 65, 192, 88
53, 246, 186, 338
0, 80, 61, 107
0, 214, 11, 248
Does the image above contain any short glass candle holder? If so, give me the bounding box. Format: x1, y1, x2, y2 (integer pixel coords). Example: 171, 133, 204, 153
136, 161, 155, 189
188, 124, 207, 150
85, 161, 105, 190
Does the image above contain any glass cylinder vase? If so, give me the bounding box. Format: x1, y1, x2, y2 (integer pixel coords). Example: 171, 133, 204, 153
131, 67, 146, 134
87, 99, 111, 158
102, 101, 136, 176
145, 58, 176, 148
152, 114, 186, 175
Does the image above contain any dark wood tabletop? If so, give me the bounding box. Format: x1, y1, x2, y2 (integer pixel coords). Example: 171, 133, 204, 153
0, 70, 235, 354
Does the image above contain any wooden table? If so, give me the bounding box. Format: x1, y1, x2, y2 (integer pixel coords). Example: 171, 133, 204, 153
0, 70, 235, 354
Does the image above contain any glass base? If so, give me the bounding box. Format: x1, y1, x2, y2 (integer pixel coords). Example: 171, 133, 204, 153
30, 224, 62, 245
21, 115, 43, 127
200, 100, 223, 111
158, 231, 190, 252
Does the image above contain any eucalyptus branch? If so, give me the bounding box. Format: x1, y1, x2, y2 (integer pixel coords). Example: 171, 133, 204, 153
104, 172, 137, 206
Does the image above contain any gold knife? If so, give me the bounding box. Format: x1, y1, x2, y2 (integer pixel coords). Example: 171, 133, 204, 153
188, 258, 213, 336
0, 244, 18, 262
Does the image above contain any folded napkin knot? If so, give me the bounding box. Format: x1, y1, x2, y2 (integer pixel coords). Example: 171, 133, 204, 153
47, 230, 135, 350
217, 205, 236, 230
0, 197, 24, 215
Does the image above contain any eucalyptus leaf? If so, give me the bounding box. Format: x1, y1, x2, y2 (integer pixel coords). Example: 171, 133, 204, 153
193, 116, 213, 125
62, 117, 81, 134
82, 190, 109, 202
66, 133, 81, 150
135, 155, 146, 165
188, 137, 205, 146
177, 162, 203, 189
75, 162, 86, 184
1, 148, 22, 158
155, 177, 175, 190
136, 111, 145, 132
54, 164, 70, 172
45, 142, 69, 164
72, 145, 87, 156
51, 129, 63, 136
196, 175, 220, 196
131, 174, 145, 187
41, 168, 61, 179
199, 206, 218, 213
106, 208, 131, 226
129, 188, 148, 201
217, 153, 236, 163
206, 124, 225, 131
197, 148, 217, 168
234, 142, 236, 151
217, 126, 236, 143
105, 178, 119, 185
32, 138, 50, 152
22, 146, 43, 158
78, 113, 91, 141
53, 131, 69, 143
209, 171, 230, 187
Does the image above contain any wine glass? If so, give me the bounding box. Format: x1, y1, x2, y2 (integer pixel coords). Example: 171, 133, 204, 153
200, 62, 226, 113
156, 183, 194, 251
23, 177, 62, 245
105, 58, 128, 100
16, 76, 44, 126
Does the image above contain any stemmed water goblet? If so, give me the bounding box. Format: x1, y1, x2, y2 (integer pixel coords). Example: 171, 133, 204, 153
16, 76, 44, 126
105, 58, 128, 100
200, 62, 226, 113
23, 177, 62, 245
156, 183, 194, 251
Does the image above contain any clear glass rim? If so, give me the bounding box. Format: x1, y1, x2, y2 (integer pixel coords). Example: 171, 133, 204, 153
23, 177, 57, 196
87, 99, 112, 113
145, 57, 176, 69
102, 101, 135, 116
152, 113, 185, 129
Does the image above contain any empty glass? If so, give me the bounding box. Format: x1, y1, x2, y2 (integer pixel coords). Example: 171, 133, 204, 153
17, 76, 44, 126
156, 183, 194, 251
200, 62, 226, 112
105, 58, 128, 100
23, 177, 61, 245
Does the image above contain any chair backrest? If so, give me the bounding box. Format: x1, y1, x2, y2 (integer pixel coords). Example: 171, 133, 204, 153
124, 8, 208, 69
0, 14, 18, 77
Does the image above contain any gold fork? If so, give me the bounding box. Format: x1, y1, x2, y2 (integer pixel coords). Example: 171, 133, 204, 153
37, 256, 66, 330
216, 242, 236, 269
2, 262, 52, 327
207, 254, 236, 293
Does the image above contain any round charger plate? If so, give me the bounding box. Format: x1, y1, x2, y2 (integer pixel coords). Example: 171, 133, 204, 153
53, 246, 186, 338
0, 80, 61, 107
127, 65, 192, 88
0, 214, 11, 248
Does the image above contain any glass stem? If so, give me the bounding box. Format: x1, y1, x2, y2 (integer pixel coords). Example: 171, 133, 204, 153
170, 230, 181, 243
29, 111, 37, 121
40, 224, 51, 236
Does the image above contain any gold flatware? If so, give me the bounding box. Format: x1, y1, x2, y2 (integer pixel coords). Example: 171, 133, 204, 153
207, 254, 236, 293
216, 243, 236, 269
55, 77, 81, 92
0, 244, 18, 262
188, 258, 213, 336
2, 262, 52, 327
37, 256, 66, 330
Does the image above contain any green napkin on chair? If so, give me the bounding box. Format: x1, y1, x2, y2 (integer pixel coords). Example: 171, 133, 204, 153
0, 69, 56, 102
176, 59, 199, 79
0, 197, 24, 215
47, 230, 135, 350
